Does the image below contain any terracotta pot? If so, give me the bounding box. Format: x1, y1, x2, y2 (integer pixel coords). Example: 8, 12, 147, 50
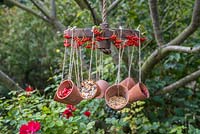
120, 77, 136, 90
128, 82, 150, 102
105, 84, 129, 110
95, 80, 109, 98
54, 80, 83, 105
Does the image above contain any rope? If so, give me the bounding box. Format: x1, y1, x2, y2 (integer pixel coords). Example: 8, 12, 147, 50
68, 27, 75, 79
61, 29, 69, 81
128, 45, 135, 78
137, 28, 142, 83
95, 45, 98, 80
101, 53, 104, 79
79, 47, 83, 82
75, 42, 80, 87
116, 26, 123, 85
88, 27, 95, 80
102, 0, 107, 24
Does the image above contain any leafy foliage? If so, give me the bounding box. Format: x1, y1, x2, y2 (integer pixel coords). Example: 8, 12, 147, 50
0, 0, 200, 133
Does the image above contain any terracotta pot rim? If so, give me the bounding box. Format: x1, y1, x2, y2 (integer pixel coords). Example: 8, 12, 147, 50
56, 80, 74, 99
105, 84, 129, 110
95, 79, 109, 99
138, 82, 150, 98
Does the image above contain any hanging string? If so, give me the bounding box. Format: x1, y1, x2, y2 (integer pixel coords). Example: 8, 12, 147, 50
98, 51, 102, 79
61, 28, 69, 82
88, 26, 95, 80
79, 47, 83, 82
75, 41, 81, 87
137, 28, 142, 83
68, 27, 75, 80
95, 43, 98, 80
116, 26, 123, 85
100, 52, 104, 79
128, 45, 135, 77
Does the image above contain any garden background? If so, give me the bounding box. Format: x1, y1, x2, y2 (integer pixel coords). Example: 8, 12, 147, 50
0, 0, 200, 133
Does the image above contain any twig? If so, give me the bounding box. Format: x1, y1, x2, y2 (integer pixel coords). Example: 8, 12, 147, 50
156, 69, 200, 95
107, 0, 122, 15
7, 0, 49, 23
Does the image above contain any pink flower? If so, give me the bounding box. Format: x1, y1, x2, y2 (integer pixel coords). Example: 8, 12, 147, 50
84, 111, 91, 117
20, 121, 40, 134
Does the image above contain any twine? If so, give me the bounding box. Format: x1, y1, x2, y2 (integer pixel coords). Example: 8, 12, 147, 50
116, 26, 123, 85
79, 47, 83, 82
68, 27, 75, 79
136, 28, 142, 83
88, 26, 95, 80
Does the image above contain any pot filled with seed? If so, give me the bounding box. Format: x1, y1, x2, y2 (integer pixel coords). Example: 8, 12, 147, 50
105, 84, 129, 110
79, 80, 101, 99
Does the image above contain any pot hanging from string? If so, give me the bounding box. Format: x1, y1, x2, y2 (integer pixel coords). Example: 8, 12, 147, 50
54, 28, 83, 105
128, 29, 150, 103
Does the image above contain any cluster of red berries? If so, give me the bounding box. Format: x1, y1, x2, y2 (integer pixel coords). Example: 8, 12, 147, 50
63, 28, 146, 49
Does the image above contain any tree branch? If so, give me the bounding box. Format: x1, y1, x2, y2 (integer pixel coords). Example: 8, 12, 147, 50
149, 0, 164, 46
167, 0, 200, 46
30, 0, 51, 19
156, 69, 200, 95
74, 0, 101, 25
0, 70, 23, 91
107, 0, 122, 15
7, 0, 49, 23
142, 0, 200, 79
164, 45, 200, 53
51, 0, 56, 19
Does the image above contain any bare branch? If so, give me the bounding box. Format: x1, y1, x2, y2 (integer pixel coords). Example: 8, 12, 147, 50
51, 0, 57, 19
142, 0, 200, 79
30, 0, 51, 19
107, 0, 122, 15
74, 0, 101, 25
149, 0, 164, 46
165, 45, 200, 53
0, 70, 23, 91
167, 0, 200, 46
7, 0, 49, 23
156, 69, 200, 95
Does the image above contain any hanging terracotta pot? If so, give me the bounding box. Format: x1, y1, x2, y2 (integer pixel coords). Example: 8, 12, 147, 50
128, 82, 150, 102
120, 77, 136, 90
105, 84, 129, 110
54, 80, 83, 105
95, 80, 109, 98
79, 80, 109, 99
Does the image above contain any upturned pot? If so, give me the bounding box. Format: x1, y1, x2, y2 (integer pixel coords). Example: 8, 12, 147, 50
120, 77, 136, 90
95, 80, 110, 98
54, 80, 83, 105
105, 84, 129, 110
128, 82, 150, 102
